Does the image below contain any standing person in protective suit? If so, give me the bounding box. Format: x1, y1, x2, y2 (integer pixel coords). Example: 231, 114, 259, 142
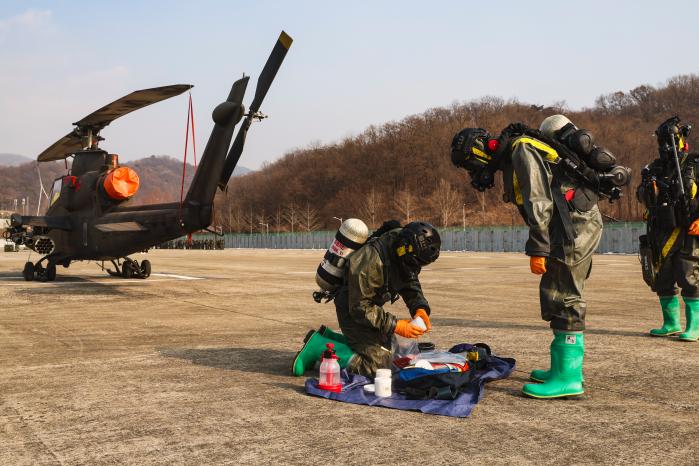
292, 221, 441, 377
638, 116, 699, 342
450, 115, 618, 399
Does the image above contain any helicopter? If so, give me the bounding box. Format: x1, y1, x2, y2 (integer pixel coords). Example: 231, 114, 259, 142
3, 31, 292, 282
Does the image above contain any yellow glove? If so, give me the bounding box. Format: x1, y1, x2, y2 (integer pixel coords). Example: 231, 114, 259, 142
394, 319, 425, 339
530, 256, 547, 275
414, 308, 431, 331
689, 219, 699, 236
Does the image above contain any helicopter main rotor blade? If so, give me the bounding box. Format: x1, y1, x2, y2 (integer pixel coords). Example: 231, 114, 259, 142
76, 84, 192, 127
218, 31, 293, 190
37, 84, 193, 162
37, 132, 83, 162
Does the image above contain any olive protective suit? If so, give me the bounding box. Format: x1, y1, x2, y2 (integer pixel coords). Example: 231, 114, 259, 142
334, 229, 431, 376
638, 153, 699, 341
501, 135, 603, 331
451, 117, 611, 399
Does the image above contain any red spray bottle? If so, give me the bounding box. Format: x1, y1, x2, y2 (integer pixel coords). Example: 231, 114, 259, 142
317, 342, 342, 392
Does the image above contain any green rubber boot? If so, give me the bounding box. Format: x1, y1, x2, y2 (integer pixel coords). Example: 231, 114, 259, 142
650, 295, 682, 337
522, 332, 584, 399
292, 331, 355, 376
529, 337, 585, 383
679, 297, 699, 342
318, 325, 348, 344
529, 339, 557, 382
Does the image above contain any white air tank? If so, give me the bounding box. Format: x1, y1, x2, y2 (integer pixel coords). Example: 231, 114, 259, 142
315, 218, 369, 291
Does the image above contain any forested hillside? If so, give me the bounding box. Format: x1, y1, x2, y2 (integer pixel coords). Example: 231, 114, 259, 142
2, 75, 698, 230
215, 74, 699, 232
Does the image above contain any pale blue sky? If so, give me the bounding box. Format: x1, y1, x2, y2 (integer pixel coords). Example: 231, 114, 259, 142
1, 1, 698, 168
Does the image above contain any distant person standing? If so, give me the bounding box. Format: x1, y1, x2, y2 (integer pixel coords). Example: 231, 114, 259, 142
450, 115, 614, 398
638, 116, 699, 342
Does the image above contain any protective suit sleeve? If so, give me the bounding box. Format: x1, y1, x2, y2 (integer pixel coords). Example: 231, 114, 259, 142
511, 140, 555, 257
398, 276, 431, 317
346, 246, 397, 335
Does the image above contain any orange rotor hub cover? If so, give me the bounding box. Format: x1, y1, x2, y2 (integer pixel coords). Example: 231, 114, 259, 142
103, 167, 140, 200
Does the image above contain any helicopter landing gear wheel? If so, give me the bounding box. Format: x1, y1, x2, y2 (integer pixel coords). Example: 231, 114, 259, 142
22, 262, 34, 281
122, 260, 134, 279
35, 263, 47, 282
139, 260, 151, 279
46, 263, 57, 282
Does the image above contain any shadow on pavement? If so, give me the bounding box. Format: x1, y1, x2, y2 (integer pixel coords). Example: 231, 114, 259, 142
436, 318, 646, 338
159, 347, 297, 376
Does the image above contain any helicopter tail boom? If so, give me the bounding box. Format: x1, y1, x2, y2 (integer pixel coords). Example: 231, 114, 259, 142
183, 77, 248, 227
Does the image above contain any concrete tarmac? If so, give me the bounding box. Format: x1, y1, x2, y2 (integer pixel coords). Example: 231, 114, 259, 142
0, 250, 697, 465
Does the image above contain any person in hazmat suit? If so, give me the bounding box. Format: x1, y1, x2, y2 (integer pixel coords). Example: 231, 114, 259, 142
292, 221, 441, 377
450, 115, 612, 399
637, 116, 699, 342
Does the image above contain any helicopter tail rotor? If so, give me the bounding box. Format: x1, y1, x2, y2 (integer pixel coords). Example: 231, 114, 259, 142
218, 31, 293, 190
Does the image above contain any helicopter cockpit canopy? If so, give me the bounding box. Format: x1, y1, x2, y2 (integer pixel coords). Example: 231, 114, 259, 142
49, 177, 62, 207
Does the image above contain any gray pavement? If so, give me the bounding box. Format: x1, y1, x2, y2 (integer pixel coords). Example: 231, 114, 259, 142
0, 250, 697, 465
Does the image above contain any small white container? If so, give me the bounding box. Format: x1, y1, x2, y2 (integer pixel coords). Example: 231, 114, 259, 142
411, 316, 427, 331
375, 377, 392, 397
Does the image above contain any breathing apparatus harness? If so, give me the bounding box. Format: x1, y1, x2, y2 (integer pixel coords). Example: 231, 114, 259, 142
452, 123, 631, 205
504, 123, 632, 208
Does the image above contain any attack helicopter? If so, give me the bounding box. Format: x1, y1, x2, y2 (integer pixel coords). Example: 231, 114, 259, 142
3, 31, 292, 281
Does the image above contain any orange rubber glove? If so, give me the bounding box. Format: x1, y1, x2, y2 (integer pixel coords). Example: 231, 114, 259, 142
689, 219, 699, 236
530, 256, 547, 275
394, 319, 425, 339
413, 308, 431, 331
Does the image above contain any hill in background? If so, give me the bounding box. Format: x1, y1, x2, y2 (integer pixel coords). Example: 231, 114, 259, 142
214, 74, 699, 233
0, 154, 32, 166
2, 74, 697, 231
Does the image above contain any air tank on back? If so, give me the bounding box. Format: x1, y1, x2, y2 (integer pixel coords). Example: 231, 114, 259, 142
315, 218, 369, 292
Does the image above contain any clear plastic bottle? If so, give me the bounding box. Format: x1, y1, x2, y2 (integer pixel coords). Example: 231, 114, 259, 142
391, 316, 426, 360
317, 343, 342, 392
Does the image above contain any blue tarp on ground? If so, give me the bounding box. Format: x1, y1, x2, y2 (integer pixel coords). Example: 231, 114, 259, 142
305, 355, 515, 418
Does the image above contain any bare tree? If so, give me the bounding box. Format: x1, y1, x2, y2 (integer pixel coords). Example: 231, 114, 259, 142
242, 206, 255, 234
256, 211, 270, 233
360, 187, 382, 228
430, 179, 460, 227
282, 202, 299, 233
394, 188, 414, 224
302, 201, 321, 231
274, 206, 283, 232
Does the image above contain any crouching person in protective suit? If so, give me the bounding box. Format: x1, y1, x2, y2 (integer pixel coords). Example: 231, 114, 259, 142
450, 115, 609, 399
292, 222, 441, 377
638, 116, 699, 342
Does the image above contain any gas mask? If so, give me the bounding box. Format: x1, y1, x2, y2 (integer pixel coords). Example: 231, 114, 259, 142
450, 128, 501, 191
655, 116, 691, 163
395, 222, 441, 278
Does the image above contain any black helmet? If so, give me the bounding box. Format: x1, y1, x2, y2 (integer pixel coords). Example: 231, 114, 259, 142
655, 116, 692, 161
450, 128, 492, 169
451, 128, 500, 191
396, 222, 441, 269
